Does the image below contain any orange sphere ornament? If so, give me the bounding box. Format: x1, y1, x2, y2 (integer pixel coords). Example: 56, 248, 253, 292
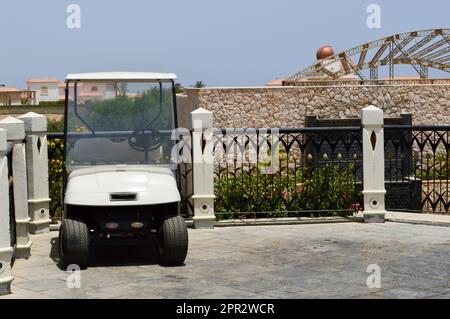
316, 45, 335, 60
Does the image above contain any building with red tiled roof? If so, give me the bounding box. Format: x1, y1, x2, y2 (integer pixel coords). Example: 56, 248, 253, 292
57, 82, 117, 102
26, 78, 60, 84
265, 78, 285, 87
0, 87, 35, 106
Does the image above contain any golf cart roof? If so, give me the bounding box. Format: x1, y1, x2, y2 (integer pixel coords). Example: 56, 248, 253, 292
65, 72, 177, 82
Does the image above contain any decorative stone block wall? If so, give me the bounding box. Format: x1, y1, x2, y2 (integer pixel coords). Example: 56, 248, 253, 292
176, 84, 450, 128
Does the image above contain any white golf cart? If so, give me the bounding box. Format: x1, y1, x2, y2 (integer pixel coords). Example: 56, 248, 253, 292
59, 72, 188, 269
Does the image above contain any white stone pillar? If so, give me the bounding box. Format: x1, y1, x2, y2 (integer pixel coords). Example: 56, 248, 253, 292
0, 128, 14, 295
0, 117, 32, 259
18, 113, 51, 234
191, 108, 215, 229
361, 105, 387, 223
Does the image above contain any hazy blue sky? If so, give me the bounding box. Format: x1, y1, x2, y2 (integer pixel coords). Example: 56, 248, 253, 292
0, 0, 449, 87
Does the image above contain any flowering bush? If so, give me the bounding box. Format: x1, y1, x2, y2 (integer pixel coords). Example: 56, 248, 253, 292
47, 119, 65, 221
48, 138, 64, 221
214, 162, 359, 220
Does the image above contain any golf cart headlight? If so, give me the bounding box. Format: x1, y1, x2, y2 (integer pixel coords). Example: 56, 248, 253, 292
105, 222, 119, 230
130, 221, 144, 229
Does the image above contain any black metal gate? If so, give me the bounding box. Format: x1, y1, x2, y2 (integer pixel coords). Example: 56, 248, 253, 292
306, 114, 425, 212
7, 151, 16, 249
384, 125, 450, 214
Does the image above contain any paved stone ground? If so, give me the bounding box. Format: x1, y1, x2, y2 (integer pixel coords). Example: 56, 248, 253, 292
2, 222, 450, 299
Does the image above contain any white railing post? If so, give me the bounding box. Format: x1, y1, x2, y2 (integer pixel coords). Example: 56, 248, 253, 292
191, 108, 215, 229
0, 128, 13, 295
18, 113, 51, 234
361, 105, 387, 223
0, 117, 32, 259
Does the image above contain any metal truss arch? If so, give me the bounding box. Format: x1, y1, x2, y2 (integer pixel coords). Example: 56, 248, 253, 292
287, 29, 450, 82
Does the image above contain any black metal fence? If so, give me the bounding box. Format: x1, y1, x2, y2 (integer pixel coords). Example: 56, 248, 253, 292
47, 133, 64, 220
7, 149, 16, 249
213, 127, 363, 218
384, 125, 450, 214
177, 163, 193, 218
47, 132, 194, 219
47, 124, 450, 220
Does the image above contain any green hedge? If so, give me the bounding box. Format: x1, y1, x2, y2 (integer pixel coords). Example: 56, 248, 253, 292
38, 101, 65, 108
215, 163, 358, 219
0, 105, 64, 115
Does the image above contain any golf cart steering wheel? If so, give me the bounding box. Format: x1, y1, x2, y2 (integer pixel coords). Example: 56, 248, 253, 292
127, 127, 162, 153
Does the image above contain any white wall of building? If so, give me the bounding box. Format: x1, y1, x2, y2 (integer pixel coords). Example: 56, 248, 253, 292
27, 81, 59, 104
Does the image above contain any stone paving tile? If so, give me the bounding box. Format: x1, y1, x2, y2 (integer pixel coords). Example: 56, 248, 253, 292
429, 286, 450, 294
432, 293, 450, 299
48, 286, 149, 299
14, 278, 68, 293
37, 287, 90, 299
3, 222, 450, 299
16, 271, 73, 282
195, 286, 270, 299
382, 274, 449, 291
268, 284, 377, 299
369, 287, 442, 299
9, 275, 29, 285
227, 275, 290, 294
1, 286, 53, 299
11, 264, 62, 278
12, 257, 57, 269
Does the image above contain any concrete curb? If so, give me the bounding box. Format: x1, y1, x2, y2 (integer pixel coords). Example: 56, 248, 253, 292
215, 216, 356, 227
385, 212, 450, 228
386, 218, 450, 227
51, 220, 196, 230
49, 222, 61, 231
50, 217, 355, 230
51, 216, 450, 229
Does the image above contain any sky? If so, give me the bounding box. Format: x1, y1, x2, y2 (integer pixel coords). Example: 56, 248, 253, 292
0, 0, 449, 88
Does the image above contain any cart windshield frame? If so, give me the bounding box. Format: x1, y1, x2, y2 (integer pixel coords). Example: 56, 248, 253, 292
63, 78, 178, 172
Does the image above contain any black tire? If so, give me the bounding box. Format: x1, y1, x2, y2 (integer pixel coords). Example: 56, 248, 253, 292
157, 215, 188, 266
59, 219, 89, 270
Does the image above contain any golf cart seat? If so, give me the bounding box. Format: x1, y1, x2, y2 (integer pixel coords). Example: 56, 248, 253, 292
72, 137, 163, 163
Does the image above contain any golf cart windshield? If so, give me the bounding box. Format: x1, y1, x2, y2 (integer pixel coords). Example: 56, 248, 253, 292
65, 80, 176, 171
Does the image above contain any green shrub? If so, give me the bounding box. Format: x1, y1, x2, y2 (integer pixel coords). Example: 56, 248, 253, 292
48, 138, 64, 221
415, 150, 450, 180
214, 162, 358, 220
39, 101, 65, 108
48, 119, 64, 133
301, 164, 356, 213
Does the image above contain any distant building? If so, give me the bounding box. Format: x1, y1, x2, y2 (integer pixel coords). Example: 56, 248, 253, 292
26, 79, 59, 104
265, 78, 285, 87
0, 87, 35, 106
78, 83, 116, 103
2, 78, 131, 106
58, 82, 117, 102
58, 82, 74, 101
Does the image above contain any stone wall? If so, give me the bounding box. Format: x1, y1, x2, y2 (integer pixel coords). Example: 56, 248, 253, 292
176, 84, 450, 128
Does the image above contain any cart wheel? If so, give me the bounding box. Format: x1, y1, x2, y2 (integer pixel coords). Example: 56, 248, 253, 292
59, 219, 89, 270
157, 215, 188, 266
